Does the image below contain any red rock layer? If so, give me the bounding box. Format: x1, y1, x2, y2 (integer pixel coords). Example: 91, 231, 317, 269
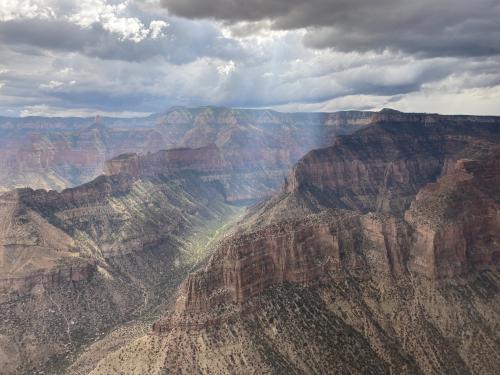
104, 144, 225, 178
154, 123, 500, 329
165, 211, 410, 322
285, 120, 498, 213
406, 154, 500, 278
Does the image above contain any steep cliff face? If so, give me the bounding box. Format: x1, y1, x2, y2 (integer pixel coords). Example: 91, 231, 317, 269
171, 212, 410, 315
104, 144, 289, 203
0, 108, 374, 196
107, 108, 500, 204
92, 115, 500, 375
105, 107, 379, 202
4, 107, 498, 200
286, 116, 499, 214
172, 152, 500, 318
105, 144, 225, 178
405, 152, 500, 278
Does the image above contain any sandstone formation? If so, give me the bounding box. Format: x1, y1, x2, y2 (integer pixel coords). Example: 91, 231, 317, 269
285, 113, 499, 214
405, 151, 500, 278
105, 107, 380, 202
104, 144, 224, 178
105, 107, 500, 204
92, 113, 500, 375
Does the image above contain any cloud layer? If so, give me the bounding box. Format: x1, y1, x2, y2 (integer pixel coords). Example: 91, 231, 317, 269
161, 0, 500, 57
0, 0, 499, 116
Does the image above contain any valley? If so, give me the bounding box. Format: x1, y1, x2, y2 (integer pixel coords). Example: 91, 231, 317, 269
0, 108, 498, 374
1, 1, 499, 373
90, 111, 500, 375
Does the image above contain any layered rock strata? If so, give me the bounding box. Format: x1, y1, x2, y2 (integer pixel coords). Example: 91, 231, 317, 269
91, 116, 500, 375
0, 168, 238, 374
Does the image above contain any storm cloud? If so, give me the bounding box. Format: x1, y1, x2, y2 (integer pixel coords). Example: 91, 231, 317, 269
0, 0, 499, 116
161, 0, 500, 57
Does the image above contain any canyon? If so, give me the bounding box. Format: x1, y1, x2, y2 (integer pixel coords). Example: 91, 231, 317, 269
0, 108, 499, 374
0, 107, 435, 201
0, 167, 240, 373
91, 111, 500, 375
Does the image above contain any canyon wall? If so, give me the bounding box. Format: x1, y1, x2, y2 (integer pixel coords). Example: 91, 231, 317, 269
172, 119, 500, 316
119, 115, 500, 375
286, 114, 499, 213
0, 107, 374, 195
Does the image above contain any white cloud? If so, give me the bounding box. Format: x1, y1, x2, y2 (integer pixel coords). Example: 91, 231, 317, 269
1, 0, 499, 116
217, 60, 236, 76
0, 0, 55, 21
19, 104, 151, 117
68, 0, 168, 42
149, 20, 168, 39
39, 80, 64, 89
389, 84, 500, 116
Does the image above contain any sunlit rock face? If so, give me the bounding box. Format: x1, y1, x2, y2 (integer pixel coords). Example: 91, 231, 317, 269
91, 113, 500, 375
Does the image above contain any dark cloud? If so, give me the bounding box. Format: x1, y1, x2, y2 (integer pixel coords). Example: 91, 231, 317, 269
161, 0, 500, 57
1, 0, 499, 116
0, 17, 243, 64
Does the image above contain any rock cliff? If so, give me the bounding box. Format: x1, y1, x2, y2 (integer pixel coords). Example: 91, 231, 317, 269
405, 150, 500, 278
285, 115, 499, 214
104, 144, 225, 178
0, 119, 166, 193
91, 113, 500, 375
0, 107, 374, 196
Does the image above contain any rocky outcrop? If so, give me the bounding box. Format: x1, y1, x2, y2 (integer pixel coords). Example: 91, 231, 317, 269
0, 263, 95, 295
0, 119, 167, 192
171, 212, 411, 316
155, 115, 500, 322
168, 153, 500, 323
0, 107, 376, 200
104, 144, 291, 202
106, 108, 500, 203
4, 109, 500, 374
0, 169, 230, 279
4, 107, 498, 200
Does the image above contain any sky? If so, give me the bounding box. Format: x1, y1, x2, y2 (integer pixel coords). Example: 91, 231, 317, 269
0, 0, 499, 117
